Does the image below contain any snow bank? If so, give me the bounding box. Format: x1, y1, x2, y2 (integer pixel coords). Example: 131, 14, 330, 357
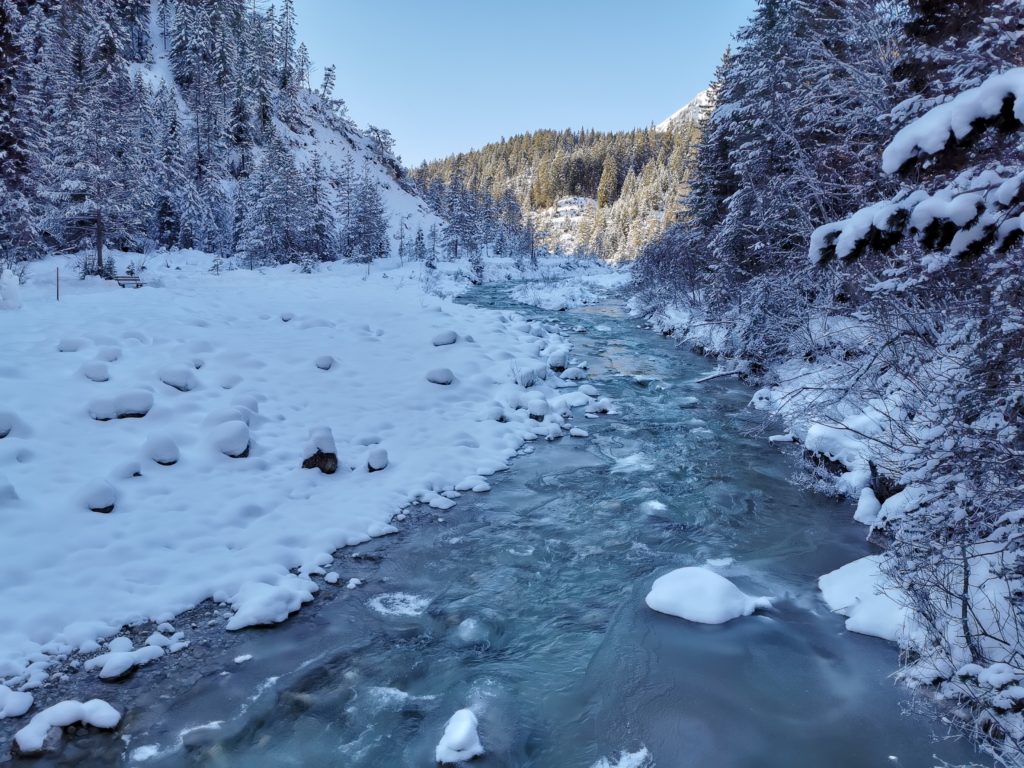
0, 252, 603, 696
645, 567, 771, 624
435, 708, 484, 764
818, 555, 917, 643
0, 685, 32, 719
13, 699, 120, 754
0, 269, 21, 310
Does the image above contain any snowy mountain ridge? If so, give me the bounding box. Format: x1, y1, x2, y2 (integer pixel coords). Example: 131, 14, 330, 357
655, 88, 713, 132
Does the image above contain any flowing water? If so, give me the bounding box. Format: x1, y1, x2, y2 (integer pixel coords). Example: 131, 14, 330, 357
28, 287, 984, 768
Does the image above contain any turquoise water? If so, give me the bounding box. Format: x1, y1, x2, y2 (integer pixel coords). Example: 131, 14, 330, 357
32, 288, 982, 768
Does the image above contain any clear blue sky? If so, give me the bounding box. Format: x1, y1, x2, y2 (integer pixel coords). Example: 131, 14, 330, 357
293, 1, 757, 165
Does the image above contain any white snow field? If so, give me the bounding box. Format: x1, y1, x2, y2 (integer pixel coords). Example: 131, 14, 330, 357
0, 252, 606, 701
645, 566, 772, 625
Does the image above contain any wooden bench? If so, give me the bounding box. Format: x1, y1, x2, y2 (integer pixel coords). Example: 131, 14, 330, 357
113, 275, 143, 288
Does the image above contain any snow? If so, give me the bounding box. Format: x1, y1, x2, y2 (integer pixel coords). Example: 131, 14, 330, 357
435, 708, 484, 764
590, 747, 653, 768
0, 685, 33, 719
882, 67, 1024, 174
426, 368, 455, 385
656, 87, 712, 131
13, 699, 120, 754
432, 330, 458, 347
510, 269, 630, 311
83, 645, 163, 679
0, 269, 21, 310
0, 252, 603, 694
818, 555, 918, 643
645, 567, 772, 624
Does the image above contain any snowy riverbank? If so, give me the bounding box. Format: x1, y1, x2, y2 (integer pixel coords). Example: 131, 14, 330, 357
0, 252, 608, 749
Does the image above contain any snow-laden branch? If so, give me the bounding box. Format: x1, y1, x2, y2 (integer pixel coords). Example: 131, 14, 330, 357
883, 67, 1024, 174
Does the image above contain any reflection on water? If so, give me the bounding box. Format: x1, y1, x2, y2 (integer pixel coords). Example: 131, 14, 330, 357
35, 286, 983, 768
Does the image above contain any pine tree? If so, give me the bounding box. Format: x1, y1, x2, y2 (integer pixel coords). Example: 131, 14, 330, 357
596, 153, 618, 208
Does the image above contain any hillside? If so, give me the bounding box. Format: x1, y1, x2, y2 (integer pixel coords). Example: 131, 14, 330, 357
0, 0, 439, 277
413, 118, 703, 263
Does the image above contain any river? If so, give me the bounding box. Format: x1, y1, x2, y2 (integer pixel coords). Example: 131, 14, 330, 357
22, 286, 983, 768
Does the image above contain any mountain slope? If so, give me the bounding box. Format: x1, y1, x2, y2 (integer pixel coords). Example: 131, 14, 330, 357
656, 88, 712, 132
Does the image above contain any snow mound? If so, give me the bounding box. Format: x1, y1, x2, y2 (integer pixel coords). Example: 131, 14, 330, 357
211, 420, 250, 458
0, 685, 32, 718
435, 708, 484, 764
158, 366, 198, 392
0, 269, 21, 310
80, 482, 118, 514
81, 362, 109, 383
426, 368, 455, 385
645, 567, 772, 624
144, 436, 180, 466
13, 699, 120, 754
432, 330, 458, 347
819, 555, 916, 643
83, 645, 163, 679
226, 577, 316, 630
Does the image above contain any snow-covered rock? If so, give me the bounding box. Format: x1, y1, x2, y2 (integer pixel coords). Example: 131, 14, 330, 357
13, 699, 121, 755
432, 330, 458, 347
57, 337, 86, 353
645, 567, 772, 624
226, 577, 316, 630
83, 645, 163, 680
315, 355, 335, 371
818, 555, 916, 643
302, 427, 337, 474
0, 411, 13, 439
81, 482, 118, 514
81, 362, 109, 383
144, 436, 180, 467
426, 368, 455, 385
0, 685, 32, 719
211, 420, 250, 458
158, 366, 198, 392
435, 708, 484, 764
368, 448, 388, 472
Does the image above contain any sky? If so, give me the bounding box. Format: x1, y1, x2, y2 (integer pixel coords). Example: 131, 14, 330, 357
293, 1, 757, 165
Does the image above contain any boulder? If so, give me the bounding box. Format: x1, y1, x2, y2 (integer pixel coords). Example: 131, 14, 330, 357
368, 448, 388, 472
302, 427, 338, 474
426, 368, 455, 385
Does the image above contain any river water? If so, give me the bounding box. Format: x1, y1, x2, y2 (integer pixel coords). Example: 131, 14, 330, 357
27, 287, 983, 768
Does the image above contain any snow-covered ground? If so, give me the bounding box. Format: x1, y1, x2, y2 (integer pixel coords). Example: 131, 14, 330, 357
0, 252, 609, 721
510, 267, 631, 311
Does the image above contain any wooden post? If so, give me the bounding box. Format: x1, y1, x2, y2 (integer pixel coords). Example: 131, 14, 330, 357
56, 267, 60, 302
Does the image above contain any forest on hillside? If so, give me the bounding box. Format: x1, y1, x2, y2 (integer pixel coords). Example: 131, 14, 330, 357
414, 122, 701, 262
633, 1, 1024, 760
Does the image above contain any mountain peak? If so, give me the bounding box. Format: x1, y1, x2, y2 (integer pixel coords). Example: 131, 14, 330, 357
655, 88, 713, 132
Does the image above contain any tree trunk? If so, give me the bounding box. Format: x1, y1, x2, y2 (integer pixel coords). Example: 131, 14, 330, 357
96, 211, 105, 275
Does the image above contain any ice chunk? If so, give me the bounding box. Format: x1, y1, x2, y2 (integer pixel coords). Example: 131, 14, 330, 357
435, 708, 484, 764
645, 567, 772, 624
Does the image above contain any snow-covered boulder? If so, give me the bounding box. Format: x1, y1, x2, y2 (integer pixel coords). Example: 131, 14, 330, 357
578, 384, 598, 398
83, 644, 163, 680
562, 366, 587, 381
547, 346, 570, 372
427, 368, 455, 385
368, 448, 388, 472
645, 567, 772, 624
432, 330, 458, 347
12, 699, 121, 756
527, 399, 550, 422
95, 346, 120, 363
0, 685, 32, 718
81, 482, 118, 514
81, 362, 109, 383
0, 269, 21, 310
158, 366, 198, 392
819, 555, 916, 643
211, 420, 250, 458
435, 708, 484, 764
0, 411, 13, 439
144, 436, 180, 467
315, 355, 335, 371
302, 427, 337, 474
91, 391, 155, 421
57, 337, 86, 353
